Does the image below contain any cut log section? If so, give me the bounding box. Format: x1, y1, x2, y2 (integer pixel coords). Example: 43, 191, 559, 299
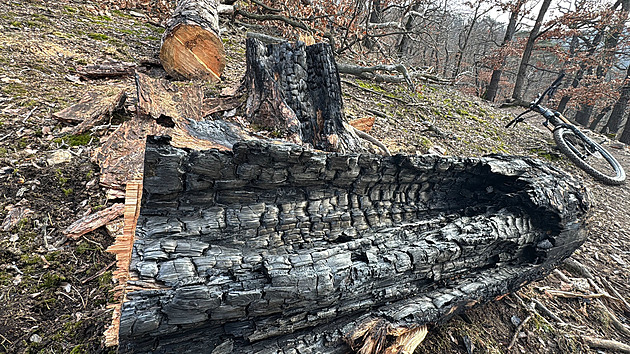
115, 138, 590, 353
159, 0, 226, 81
244, 38, 364, 153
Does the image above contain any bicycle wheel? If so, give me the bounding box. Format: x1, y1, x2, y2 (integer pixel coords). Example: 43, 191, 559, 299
553, 127, 626, 185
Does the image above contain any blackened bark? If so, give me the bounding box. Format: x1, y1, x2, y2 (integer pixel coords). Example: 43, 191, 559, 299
116, 138, 590, 353
244, 38, 364, 153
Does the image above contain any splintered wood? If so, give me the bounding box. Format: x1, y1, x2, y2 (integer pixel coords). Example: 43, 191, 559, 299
159, 0, 226, 81
63, 203, 124, 239
93, 72, 249, 191
104, 181, 142, 347
345, 318, 428, 354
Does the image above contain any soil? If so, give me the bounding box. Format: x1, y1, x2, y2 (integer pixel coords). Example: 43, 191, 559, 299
0, 1, 629, 353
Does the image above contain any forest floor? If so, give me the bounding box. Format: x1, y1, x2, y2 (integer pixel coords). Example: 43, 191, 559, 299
0, 1, 629, 353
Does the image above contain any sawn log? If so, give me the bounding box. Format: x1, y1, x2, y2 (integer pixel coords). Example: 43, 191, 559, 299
160, 0, 226, 81
116, 137, 590, 353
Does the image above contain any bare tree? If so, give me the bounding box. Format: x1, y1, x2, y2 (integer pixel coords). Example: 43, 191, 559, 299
483, 0, 525, 101
511, 0, 552, 101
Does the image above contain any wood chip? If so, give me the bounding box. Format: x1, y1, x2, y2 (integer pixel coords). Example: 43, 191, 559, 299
63, 203, 124, 239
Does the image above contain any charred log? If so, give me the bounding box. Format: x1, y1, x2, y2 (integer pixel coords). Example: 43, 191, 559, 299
116, 138, 590, 353
244, 38, 364, 153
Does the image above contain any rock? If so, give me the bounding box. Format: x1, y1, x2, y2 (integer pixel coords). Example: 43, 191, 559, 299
47, 150, 73, 166
30, 334, 42, 343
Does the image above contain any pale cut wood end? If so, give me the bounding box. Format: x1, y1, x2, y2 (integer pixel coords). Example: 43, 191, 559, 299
160, 23, 226, 81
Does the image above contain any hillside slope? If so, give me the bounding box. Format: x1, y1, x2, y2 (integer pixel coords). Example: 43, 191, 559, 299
0, 1, 629, 353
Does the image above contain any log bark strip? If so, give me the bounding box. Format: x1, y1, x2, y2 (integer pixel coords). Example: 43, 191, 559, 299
116, 138, 590, 353
160, 0, 226, 81
53, 90, 126, 134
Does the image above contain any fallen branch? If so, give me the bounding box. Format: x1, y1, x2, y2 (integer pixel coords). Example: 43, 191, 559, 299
562, 258, 594, 279
235, 8, 311, 32
596, 299, 630, 337
600, 277, 630, 315
77, 61, 136, 79
341, 79, 408, 104
531, 298, 564, 324
350, 125, 391, 156
246, 31, 286, 44
542, 288, 619, 301
338, 62, 413, 88
583, 336, 630, 353
507, 313, 533, 351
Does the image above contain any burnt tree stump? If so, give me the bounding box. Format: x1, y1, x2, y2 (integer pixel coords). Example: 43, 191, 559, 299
244, 38, 364, 153
116, 137, 590, 353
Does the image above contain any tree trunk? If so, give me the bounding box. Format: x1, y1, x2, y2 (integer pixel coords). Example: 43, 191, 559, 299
244, 38, 364, 153
115, 138, 590, 353
604, 64, 630, 136
511, 0, 552, 101
484, 1, 522, 102
620, 113, 630, 144
556, 35, 580, 113
160, 0, 226, 81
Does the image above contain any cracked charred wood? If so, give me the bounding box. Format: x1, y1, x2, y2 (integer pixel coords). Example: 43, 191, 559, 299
244, 38, 364, 153
160, 0, 226, 81
117, 137, 590, 353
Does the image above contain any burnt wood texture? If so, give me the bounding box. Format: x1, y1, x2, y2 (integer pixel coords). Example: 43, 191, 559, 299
244, 38, 364, 153
117, 137, 589, 353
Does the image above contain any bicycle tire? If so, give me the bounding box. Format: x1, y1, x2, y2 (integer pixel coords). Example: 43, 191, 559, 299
553, 127, 626, 185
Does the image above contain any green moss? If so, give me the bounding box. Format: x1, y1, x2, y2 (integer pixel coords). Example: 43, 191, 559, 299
2, 83, 28, 96
62, 187, 73, 196
356, 80, 386, 93
145, 35, 160, 41
45, 251, 62, 263
10, 20, 21, 27
63, 5, 77, 14
69, 344, 87, 354
88, 32, 109, 41
20, 254, 41, 265
112, 9, 133, 19
55, 169, 68, 186
417, 136, 433, 149
144, 22, 165, 34
530, 148, 560, 161
40, 273, 65, 289
76, 241, 101, 254
98, 271, 113, 288
53, 132, 92, 147
119, 28, 140, 35
0, 147, 8, 157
